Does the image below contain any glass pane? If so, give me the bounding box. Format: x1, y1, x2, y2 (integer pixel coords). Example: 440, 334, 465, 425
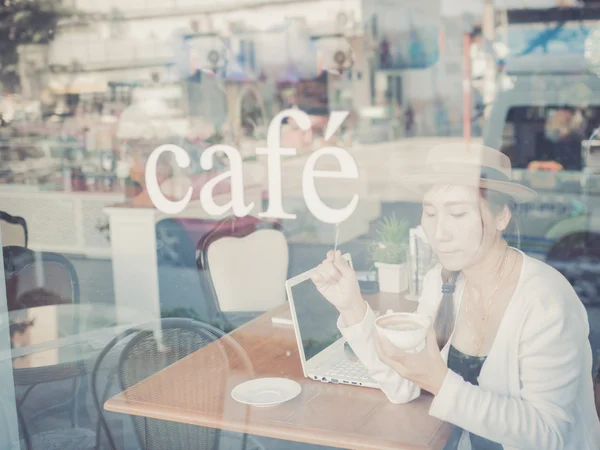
2, 1, 599, 448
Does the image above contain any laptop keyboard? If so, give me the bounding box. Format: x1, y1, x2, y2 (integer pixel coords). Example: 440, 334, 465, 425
325, 359, 371, 381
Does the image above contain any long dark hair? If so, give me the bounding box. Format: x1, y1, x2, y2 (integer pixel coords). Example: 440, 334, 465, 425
432, 187, 520, 350
435, 269, 459, 349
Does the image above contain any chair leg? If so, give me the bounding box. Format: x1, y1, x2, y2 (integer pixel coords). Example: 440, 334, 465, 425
28, 375, 86, 426
16, 385, 37, 408
71, 375, 80, 427
17, 403, 32, 450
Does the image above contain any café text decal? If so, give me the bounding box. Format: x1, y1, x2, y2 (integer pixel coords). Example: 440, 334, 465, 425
145, 109, 358, 225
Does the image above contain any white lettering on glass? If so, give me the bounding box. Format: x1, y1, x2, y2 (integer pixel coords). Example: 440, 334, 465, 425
145, 144, 193, 214
302, 146, 359, 224
200, 144, 254, 217
144, 109, 359, 224
257, 109, 312, 220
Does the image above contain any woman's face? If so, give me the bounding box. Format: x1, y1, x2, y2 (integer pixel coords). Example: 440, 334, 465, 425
421, 185, 504, 272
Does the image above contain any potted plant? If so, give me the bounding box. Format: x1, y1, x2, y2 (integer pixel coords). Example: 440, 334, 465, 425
370, 214, 410, 293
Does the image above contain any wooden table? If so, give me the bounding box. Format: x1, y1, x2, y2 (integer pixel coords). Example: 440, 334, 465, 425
104, 292, 452, 450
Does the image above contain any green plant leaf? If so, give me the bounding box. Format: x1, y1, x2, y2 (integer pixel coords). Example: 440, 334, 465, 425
369, 213, 409, 264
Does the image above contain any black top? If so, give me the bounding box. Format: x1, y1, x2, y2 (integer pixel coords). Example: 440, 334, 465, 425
442, 345, 503, 450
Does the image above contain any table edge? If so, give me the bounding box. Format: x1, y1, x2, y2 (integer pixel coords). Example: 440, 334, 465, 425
104, 392, 452, 450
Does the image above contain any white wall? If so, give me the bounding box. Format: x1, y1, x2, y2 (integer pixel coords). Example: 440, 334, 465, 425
0, 191, 124, 258
73, 0, 212, 13
48, 28, 173, 68
72, 0, 361, 25
51, 0, 362, 75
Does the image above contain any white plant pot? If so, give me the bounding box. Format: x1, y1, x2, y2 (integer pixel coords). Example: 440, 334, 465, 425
375, 262, 408, 294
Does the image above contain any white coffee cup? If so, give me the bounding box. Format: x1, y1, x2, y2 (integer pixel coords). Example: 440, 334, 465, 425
375, 312, 431, 353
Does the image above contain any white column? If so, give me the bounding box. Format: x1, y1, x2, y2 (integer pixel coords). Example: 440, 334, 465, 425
103, 206, 161, 324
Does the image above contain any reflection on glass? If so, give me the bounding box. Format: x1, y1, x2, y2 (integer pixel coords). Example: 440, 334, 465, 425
290, 277, 342, 361
500, 106, 600, 171
365, 0, 441, 70
2, 0, 600, 448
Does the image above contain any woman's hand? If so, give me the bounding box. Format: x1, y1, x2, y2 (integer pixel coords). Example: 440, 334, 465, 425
311, 250, 365, 325
375, 325, 448, 396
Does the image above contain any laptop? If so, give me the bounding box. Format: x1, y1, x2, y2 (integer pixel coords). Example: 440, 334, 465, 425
285, 254, 378, 389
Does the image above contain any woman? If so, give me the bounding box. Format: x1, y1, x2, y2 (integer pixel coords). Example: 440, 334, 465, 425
311, 143, 600, 450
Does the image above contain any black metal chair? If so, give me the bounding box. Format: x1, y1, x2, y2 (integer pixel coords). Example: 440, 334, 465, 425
0, 391, 94, 450
90, 327, 141, 450
546, 231, 600, 404
19, 427, 96, 450
91, 318, 264, 450
3, 245, 80, 312
0, 211, 28, 248
3, 246, 86, 444
546, 232, 600, 308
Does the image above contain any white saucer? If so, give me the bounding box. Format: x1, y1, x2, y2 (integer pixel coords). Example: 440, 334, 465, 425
231, 378, 301, 407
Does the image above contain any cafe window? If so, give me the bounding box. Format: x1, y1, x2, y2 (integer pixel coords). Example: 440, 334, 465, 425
3, 2, 600, 449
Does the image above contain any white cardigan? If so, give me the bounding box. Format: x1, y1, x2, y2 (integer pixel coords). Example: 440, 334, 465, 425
338, 252, 600, 450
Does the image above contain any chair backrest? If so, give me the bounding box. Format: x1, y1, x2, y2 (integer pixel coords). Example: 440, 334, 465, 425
0, 211, 27, 248
92, 318, 252, 450
3, 246, 80, 312
91, 327, 141, 450
197, 216, 289, 313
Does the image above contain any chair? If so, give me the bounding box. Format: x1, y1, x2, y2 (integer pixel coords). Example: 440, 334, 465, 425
3, 246, 80, 312
18, 427, 96, 450
91, 318, 263, 450
0, 390, 94, 450
197, 216, 289, 330
3, 246, 85, 443
90, 327, 141, 450
0, 211, 28, 248
544, 232, 600, 419
546, 232, 600, 308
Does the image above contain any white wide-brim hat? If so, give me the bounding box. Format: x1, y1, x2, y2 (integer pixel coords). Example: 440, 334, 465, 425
398, 142, 537, 203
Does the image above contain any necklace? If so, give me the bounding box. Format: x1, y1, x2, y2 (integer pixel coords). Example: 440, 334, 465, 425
464, 249, 509, 356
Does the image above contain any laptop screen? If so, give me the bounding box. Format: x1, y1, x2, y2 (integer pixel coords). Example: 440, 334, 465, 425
289, 277, 342, 362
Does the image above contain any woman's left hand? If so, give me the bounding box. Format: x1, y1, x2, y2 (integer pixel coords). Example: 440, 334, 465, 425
375, 325, 449, 396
